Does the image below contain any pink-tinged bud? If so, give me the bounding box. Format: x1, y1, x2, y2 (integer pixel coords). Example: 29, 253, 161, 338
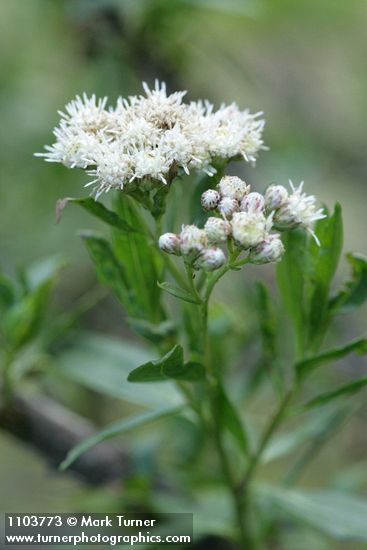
264, 185, 288, 211
201, 189, 221, 211
180, 225, 208, 258
249, 233, 285, 264
218, 175, 250, 201
218, 197, 239, 219
240, 192, 265, 213
194, 248, 226, 272
204, 217, 231, 244
158, 233, 181, 255
231, 211, 268, 249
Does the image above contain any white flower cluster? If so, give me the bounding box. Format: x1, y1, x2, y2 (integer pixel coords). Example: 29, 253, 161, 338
35, 81, 265, 197
159, 176, 325, 271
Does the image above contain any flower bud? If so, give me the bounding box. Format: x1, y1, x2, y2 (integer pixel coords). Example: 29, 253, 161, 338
158, 232, 181, 255
218, 197, 239, 219
194, 248, 226, 272
231, 211, 268, 249
218, 175, 250, 201
240, 192, 265, 213
249, 234, 285, 264
204, 217, 231, 244
201, 189, 221, 211
180, 225, 208, 258
264, 185, 288, 211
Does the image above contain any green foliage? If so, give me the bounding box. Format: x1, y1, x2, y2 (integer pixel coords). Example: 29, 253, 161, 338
216, 382, 250, 457
60, 406, 182, 471
55, 333, 184, 408
128, 344, 205, 382
302, 376, 367, 410
329, 252, 367, 314
277, 205, 343, 356
56, 197, 138, 233
258, 485, 367, 542
158, 281, 200, 304
295, 337, 367, 381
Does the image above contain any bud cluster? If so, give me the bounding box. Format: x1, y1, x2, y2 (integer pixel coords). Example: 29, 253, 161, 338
200, 175, 284, 264
159, 176, 324, 272
159, 225, 226, 272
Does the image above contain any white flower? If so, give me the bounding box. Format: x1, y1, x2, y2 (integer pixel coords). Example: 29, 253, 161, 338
218, 176, 250, 201
249, 233, 284, 264
158, 233, 181, 255
274, 181, 326, 243
231, 211, 272, 249
240, 192, 265, 213
264, 185, 288, 211
218, 197, 239, 219
180, 225, 208, 258
204, 217, 231, 244
201, 189, 221, 211
194, 248, 226, 272
36, 81, 266, 196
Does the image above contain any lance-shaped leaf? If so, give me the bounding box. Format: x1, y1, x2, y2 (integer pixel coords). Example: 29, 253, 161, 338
60, 406, 183, 471
158, 281, 201, 305
296, 337, 367, 380
307, 203, 343, 348
257, 485, 367, 542
163, 360, 205, 381
302, 376, 367, 409
329, 253, 367, 314
216, 382, 250, 457
81, 231, 133, 311
128, 345, 184, 382
56, 197, 137, 232
277, 229, 308, 355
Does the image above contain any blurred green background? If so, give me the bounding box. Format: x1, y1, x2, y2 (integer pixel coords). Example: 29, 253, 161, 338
1, 0, 366, 545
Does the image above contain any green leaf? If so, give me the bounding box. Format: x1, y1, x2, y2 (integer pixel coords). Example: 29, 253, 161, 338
112, 195, 164, 323
296, 337, 367, 380
216, 383, 250, 456
158, 281, 200, 305
257, 485, 367, 542
329, 253, 367, 314
4, 279, 54, 349
127, 318, 176, 344
81, 231, 133, 311
307, 203, 343, 348
262, 409, 338, 464
277, 229, 309, 355
56, 197, 137, 233
60, 406, 182, 471
163, 361, 205, 381
302, 376, 367, 409
127, 344, 183, 382
55, 333, 183, 408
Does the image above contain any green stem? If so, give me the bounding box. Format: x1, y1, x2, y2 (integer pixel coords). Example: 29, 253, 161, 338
237, 388, 295, 494
198, 287, 253, 547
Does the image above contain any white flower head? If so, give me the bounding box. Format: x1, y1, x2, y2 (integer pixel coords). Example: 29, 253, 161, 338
231, 211, 272, 249
218, 176, 250, 201
180, 225, 208, 258
274, 181, 326, 244
36, 82, 266, 197
201, 189, 221, 211
218, 197, 239, 219
158, 233, 181, 255
264, 185, 288, 211
194, 248, 226, 272
240, 192, 265, 213
204, 217, 231, 244
249, 233, 285, 264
